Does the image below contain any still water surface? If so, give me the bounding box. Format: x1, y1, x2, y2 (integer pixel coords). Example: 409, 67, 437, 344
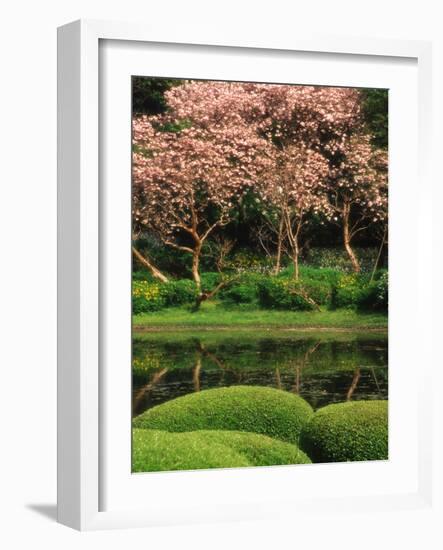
132, 330, 388, 417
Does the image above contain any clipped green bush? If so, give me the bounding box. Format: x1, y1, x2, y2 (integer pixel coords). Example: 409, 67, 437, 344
133, 386, 314, 445
300, 400, 388, 463
132, 429, 311, 472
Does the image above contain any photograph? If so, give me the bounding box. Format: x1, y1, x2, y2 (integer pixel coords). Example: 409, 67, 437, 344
130, 77, 389, 473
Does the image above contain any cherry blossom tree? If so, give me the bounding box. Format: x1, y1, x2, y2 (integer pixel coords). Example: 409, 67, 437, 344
326, 133, 388, 272
132, 112, 273, 291
133, 79, 387, 287
169, 81, 359, 277
261, 145, 330, 280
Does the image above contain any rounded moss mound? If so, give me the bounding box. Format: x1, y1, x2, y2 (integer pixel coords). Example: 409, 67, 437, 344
133, 386, 313, 444
300, 400, 388, 463
132, 429, 311, 472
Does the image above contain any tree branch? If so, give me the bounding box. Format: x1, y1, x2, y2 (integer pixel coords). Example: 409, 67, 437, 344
163, 240, 194, 254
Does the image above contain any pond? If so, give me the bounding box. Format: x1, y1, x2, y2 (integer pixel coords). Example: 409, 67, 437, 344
132, 330, 388, 417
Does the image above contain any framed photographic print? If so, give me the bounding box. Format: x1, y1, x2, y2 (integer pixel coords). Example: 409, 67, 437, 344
57, 19, 434, 531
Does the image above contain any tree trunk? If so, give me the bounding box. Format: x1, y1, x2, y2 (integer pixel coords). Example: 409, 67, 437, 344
274, 214, 285, 275
292, 241, 299, 281
191, 276, 240, 312
342, 205, 360, 273
132, 247, 169, 283
191, 245, 202, 291
370, 225, 387, 282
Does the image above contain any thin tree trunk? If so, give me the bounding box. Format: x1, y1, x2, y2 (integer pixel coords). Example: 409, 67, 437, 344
191, 276, 240, 312
293, 240, 300, 281
191, 245, 202, 291
274, 214, 285, 275
342, 204, 360, 273
370, 225, 387, 282
285, 213, 301, 281
132, 247, 169, 283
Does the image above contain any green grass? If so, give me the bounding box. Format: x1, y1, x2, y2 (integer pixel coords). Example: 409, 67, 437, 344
133, 386, 314, 445
133, 301, 388, 330
132, 429, 311, 472
300, 400, 388, 463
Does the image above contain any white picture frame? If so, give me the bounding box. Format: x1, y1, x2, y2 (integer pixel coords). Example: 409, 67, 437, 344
57, 19, 434, 531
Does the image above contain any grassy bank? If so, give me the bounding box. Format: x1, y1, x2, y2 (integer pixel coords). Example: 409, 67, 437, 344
133, 301, 388, 331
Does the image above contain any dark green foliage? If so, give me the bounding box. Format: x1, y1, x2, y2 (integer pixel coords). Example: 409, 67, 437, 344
132, 270, 155, 282
257, 279, 316, 311
219, 273, 267, 304
200, 272, 222, 292
221, 283, 257, 304
298, 280, 332, 306
300, 400, 388, 463
303, 247, 380, 274
132, 280, 198, 314
360, 89, 388, 149
163, 280, 198, 307
297, 266, 342, 286
132, 266, 388, 313
133, 386, 314, 445
358, 271, 388, 312
224, 250, 276, 274
132, 429, 311, 472
132, 77, 182, 115
132, 281, 166, 313
330, 273, 367, 309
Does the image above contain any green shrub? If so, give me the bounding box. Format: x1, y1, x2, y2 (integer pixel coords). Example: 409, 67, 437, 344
132, 270, 155, 282
257, 278, 317, 310
300, 400, 388, 463
358, 271, 388, 312
217, 273, 268, 304
200, 272, 222, 291
281, 265, 341, 286
132, 429, 311, 472
221, 283, 257, 304
162, 279, 198, 306
330, 273, 367, 309
297, 280, 332, 306
132, 281, 166, 313
133, 386, 314, 445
